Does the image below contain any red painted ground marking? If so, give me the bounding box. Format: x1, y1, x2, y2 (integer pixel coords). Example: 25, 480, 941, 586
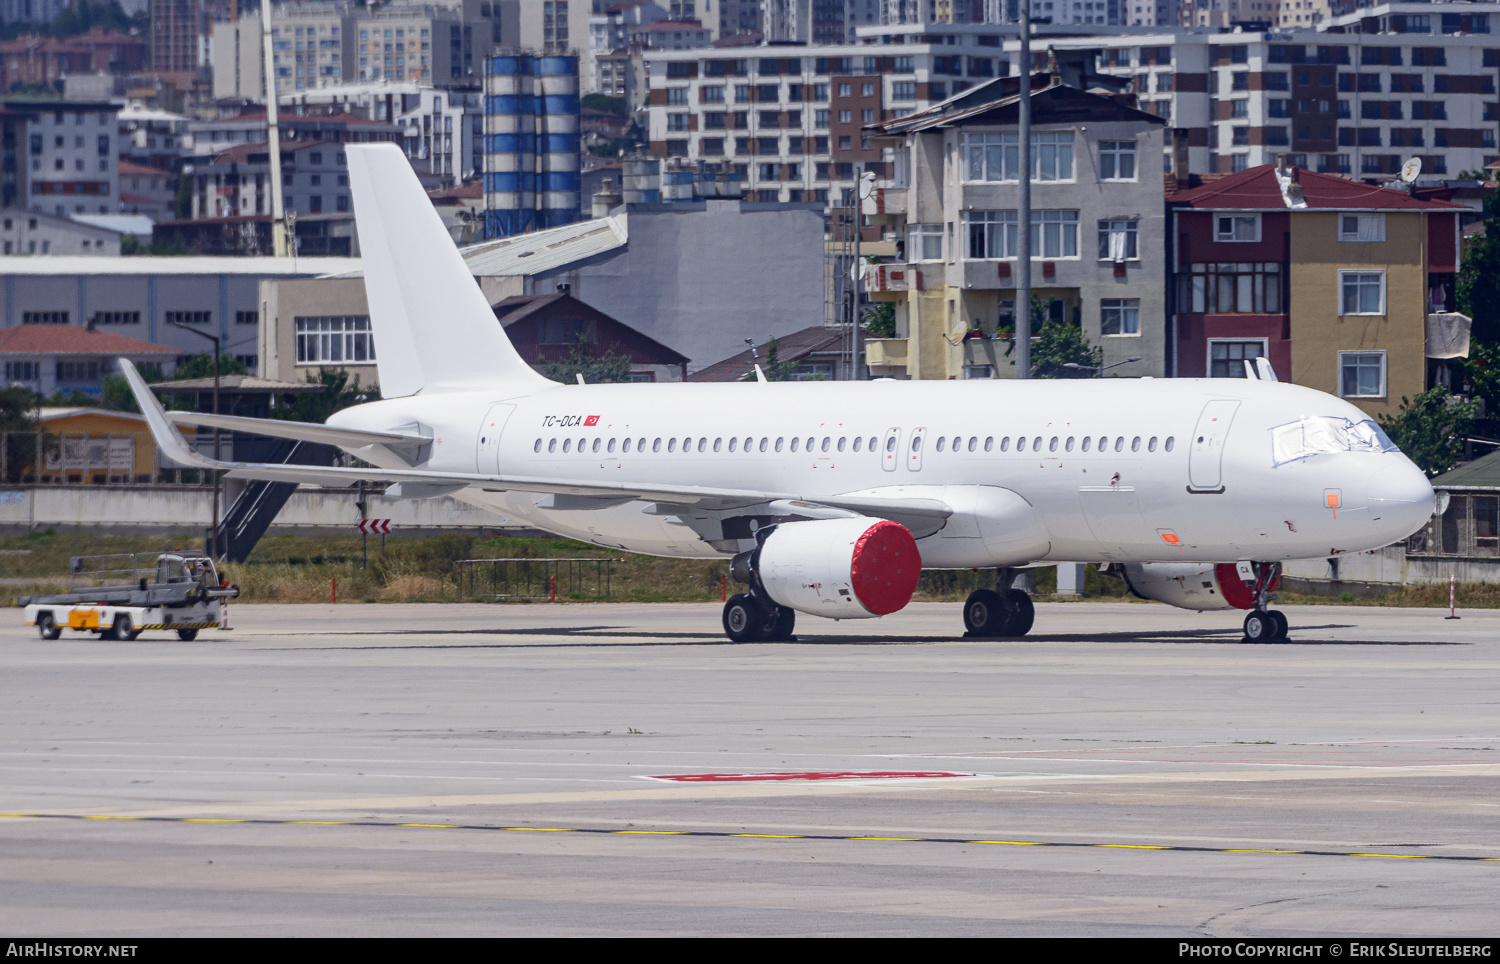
648, 770, 972, 783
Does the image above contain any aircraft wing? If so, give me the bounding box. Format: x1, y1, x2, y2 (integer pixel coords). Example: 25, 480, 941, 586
122, 360, 952, 522
165, 411, 431, 454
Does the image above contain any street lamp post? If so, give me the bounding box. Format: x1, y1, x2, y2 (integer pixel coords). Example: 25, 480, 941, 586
168, 323, 223, 560
1062, 355, 1143, 376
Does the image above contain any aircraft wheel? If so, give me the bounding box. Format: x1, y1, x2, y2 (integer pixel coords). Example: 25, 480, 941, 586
176, 628, 199, 642
1269, 610, 1289, 641
963, 589, 1006, 636
1242, 610, 1275, 643
36, 612, 60, 641
722, 594, 764, 643
1003, 589, 1035, 637
765, 605, 796, 642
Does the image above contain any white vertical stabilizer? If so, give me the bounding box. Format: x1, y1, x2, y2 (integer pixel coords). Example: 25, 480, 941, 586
346, 143, 550, 396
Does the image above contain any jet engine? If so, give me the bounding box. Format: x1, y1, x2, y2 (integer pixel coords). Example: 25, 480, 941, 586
738, 518, 922, 619
1121, 562, 1279, 612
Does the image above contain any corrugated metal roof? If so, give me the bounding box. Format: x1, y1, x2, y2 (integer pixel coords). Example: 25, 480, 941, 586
324, 215, 629, 281
461, 216, 629, 278
1431, 450, 1500, 489
0, 256, 359, 276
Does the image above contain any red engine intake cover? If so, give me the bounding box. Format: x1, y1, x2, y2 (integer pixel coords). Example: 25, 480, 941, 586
849, 521, 922, 615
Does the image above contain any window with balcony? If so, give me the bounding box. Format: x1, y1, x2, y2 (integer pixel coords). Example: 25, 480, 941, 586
1179, 263, 1283, 313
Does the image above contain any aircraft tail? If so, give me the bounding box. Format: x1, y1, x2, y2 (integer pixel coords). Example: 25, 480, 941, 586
346, 143, 550, 397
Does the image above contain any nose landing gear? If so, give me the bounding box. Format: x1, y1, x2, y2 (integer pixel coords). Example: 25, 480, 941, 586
1242, 562, 1288, 642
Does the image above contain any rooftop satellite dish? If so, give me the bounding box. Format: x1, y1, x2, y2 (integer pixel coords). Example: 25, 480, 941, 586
1401, 157, 1423, 183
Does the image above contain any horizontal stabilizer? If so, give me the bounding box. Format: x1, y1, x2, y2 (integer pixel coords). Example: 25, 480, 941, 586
165, 411, 430, 455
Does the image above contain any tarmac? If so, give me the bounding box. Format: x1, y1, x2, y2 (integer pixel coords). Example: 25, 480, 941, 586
1, 600, 1497, 937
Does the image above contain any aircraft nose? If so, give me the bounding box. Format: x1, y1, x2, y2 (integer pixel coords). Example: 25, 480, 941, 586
1367, 460, 1436, 539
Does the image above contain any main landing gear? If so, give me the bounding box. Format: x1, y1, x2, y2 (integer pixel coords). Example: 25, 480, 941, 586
722, 593, 796, 643
962, 569, 1036, 638
1241, 561, 1288, 643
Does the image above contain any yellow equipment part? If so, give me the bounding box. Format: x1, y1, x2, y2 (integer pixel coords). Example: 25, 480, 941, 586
67, 609, 99, 630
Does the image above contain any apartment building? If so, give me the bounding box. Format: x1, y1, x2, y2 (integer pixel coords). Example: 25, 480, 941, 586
862, 78, 1169, 380
151, 0, 203, 74
282, 82, 484, 183
1050, 6, 1500, 176
645, 39, 965, 207
0, 100, 119, 218
212, 1, 510, 100
764, 0, 881, 44
193, 141, 361, 219
1166, 162, 1464, 419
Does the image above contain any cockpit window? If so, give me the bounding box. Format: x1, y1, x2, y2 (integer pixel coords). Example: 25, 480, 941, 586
1271, 416, 1401, 466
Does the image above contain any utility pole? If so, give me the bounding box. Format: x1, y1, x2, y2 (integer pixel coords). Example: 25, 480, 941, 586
262, 5, 289, 258
1016, 1, 1032, 380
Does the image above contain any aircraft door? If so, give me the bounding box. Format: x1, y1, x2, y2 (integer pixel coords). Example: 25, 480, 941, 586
1188, 399, 1241, 493
882, 427, 901, 472
906, 427, 927, 471
476, 403, 516, 474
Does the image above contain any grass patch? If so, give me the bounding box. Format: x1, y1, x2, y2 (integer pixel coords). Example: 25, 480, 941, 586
2, 530, 1496, 607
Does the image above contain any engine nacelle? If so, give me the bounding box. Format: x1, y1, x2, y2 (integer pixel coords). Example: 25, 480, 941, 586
1121, 562, 1279, 612
755, 518, 921, 619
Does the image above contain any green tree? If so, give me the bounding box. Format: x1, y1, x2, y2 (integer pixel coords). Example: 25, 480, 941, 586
274, 368, 381, 423
861, 302, 897, 338
539, 347, 633, 384
0, 386, 40, 483
174, 173, 193, 221
1377, 387, 1478, 478
581, 94, 626, 114
761, 338, 803, 381
1457, 191, 1500, 343
1029, 296, 1102, 378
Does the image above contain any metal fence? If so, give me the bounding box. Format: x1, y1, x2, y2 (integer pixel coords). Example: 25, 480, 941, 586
454, 557, 616, 600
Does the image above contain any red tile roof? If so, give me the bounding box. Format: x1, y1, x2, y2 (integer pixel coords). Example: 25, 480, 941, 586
1167, 163, 1465, 210
0, 326, 177, 356
119, 160, 171, 177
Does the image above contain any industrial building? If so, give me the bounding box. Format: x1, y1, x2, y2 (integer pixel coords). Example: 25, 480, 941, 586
482, 52, 582, 238
0, 256, 362, 379
259, 195, 824, 375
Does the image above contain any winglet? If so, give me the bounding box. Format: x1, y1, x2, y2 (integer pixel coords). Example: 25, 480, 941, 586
119, 359, 223, 471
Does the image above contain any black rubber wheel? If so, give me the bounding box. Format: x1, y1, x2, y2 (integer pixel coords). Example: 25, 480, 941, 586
1243, 610, 1274, 642
37, 612, 60, 641
963, 589, 1006, 636
766, 605, 796, 641
176, 628, 199, 641
1269, 610, 1288, 641
722, 594, 764, 643
112, 614, 136, 642
1002, 589, 1036, 637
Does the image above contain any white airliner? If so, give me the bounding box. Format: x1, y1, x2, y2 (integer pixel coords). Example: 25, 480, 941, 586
122, 144, 1436, 643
